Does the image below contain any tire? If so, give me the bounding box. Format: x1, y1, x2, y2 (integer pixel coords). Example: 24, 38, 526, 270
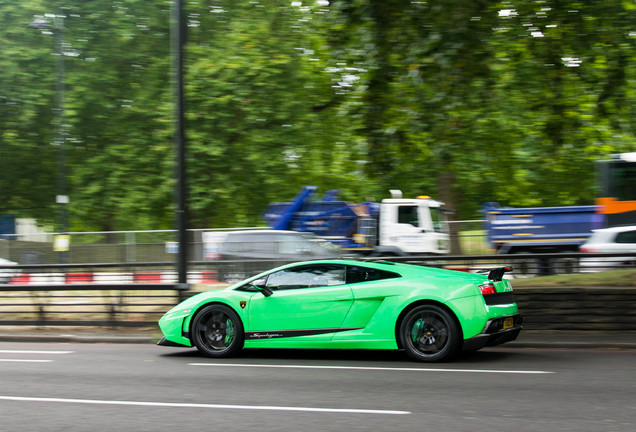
511, 254, 543, 278
399, 304, 461, 363
191, 304, 244, 358
551, 256, 579, 275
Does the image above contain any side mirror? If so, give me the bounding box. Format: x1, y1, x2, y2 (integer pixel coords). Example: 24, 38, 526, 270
257, 286, 273, 297
251, 278, 272, 297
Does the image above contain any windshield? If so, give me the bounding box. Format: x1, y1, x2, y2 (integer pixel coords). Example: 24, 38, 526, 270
430, 207, 448, 233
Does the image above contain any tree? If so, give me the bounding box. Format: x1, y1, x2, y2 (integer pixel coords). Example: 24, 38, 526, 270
0, 1, 59, 222
1, 0, 635, 235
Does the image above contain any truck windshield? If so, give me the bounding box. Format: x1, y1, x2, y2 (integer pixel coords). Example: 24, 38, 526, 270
430, 207, 448, 233
600, 160, 636, 201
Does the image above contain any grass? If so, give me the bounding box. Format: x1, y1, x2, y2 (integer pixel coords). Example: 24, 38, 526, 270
511, 269, 636, 287
457, 230, 491, 255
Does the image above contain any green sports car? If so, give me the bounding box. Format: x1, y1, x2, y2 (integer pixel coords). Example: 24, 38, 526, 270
157, 259, 521, 362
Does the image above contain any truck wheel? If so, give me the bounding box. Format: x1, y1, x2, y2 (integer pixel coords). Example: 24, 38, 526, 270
511, 254, 543, 278
551, 256, 579, 275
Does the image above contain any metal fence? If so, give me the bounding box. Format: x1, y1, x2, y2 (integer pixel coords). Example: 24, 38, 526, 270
0, 228, 265, 265
0, 222, 494, 265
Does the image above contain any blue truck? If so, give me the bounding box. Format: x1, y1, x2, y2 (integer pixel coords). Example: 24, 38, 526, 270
482, 203, 605, 275
262, 186, 450, 256
483, 153, 636, 275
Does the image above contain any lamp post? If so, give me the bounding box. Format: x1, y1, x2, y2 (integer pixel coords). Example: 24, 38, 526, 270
30, 14, 69, 263
173, 0, 189, 289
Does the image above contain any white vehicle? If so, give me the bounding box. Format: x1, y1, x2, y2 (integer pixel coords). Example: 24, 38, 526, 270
579, 226, 636, 272
376, 192, 450, 255
0, 258, 18, 284
263, 186, 450, 256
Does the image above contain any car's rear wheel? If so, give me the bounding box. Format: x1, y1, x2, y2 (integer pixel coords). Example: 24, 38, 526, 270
191, 304, 244, 358
399, 304, 460, 362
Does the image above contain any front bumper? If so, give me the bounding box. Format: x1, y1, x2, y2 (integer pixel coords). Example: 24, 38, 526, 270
157, 336, 191, 348
462, 314, 523, 351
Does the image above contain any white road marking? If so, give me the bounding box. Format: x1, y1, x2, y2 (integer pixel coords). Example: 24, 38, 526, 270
0, 350, 75, 355
0, 396, 410, 415
0, 349, 74, 363
189, 363, 554, 374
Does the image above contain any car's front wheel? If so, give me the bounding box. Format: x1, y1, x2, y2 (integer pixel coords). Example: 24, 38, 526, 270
399, 304, 460, 362
191, 304, 244, 358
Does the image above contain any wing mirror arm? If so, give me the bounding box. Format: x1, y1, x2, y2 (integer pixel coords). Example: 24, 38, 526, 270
251, 278, 273, 297
257, 286, 273, 297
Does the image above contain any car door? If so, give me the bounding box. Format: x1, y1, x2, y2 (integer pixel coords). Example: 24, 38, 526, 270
245, 263, 353, 341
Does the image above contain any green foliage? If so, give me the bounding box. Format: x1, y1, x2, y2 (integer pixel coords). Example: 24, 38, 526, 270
1, 0, 635, 232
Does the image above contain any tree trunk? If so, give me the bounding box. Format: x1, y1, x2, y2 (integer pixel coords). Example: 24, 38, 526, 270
438, 169, 462, 255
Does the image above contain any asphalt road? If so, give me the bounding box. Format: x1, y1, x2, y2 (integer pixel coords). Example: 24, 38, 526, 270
1, 343, 634, 432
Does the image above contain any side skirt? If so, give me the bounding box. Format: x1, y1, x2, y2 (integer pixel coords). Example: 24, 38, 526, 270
245, 327, 363, 340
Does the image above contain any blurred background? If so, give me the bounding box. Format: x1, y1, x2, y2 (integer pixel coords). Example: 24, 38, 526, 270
1, 1, 635, 273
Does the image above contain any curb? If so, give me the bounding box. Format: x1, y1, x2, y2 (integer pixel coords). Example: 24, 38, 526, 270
506, 340, 636, 350
0, 334, 158, 344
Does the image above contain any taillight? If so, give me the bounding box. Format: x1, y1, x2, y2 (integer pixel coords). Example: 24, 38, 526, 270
478, 282, 496, 295
580, 247, 599, 253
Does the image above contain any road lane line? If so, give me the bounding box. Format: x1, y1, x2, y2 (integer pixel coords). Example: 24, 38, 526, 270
0, 396, 410, 415
0, 350, 74, 355
189, 363, 554, 374
0, 359, 53, 363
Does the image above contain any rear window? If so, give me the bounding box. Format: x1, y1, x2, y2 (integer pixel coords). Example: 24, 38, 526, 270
347, 265, 401, 284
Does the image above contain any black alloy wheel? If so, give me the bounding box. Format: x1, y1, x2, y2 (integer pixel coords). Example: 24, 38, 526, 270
400, 304, 460, 362
191, 304, 244, 358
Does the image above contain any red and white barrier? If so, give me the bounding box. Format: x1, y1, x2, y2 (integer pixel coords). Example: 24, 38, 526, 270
8, 270, 220, 285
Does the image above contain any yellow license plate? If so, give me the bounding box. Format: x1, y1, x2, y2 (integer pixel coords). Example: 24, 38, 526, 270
503, 317, 514, 329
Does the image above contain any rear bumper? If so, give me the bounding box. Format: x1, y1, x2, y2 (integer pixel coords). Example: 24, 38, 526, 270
462, 314, 522, 351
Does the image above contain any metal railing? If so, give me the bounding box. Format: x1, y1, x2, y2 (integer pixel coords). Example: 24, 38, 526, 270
0, 262, 193, 328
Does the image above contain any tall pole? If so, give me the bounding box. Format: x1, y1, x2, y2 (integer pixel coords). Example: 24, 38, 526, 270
173, 0, 188, 289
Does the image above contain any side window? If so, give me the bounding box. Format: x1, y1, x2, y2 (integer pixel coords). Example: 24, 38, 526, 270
265, 264, 346, 290
398, 205, 419, 226
251, 234, 275, 253
277, 235, 309, 254
615, 231, 636, 244
347, 265, 401, 284
224, 233, 275, 253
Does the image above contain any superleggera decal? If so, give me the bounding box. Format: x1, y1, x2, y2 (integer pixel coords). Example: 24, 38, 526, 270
245, 328, 363, 340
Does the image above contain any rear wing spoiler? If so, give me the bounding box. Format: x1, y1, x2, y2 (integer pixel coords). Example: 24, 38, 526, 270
487, 266, 513, 281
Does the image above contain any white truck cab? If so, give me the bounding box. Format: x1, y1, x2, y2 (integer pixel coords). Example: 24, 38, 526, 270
377, 191, 450, 255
